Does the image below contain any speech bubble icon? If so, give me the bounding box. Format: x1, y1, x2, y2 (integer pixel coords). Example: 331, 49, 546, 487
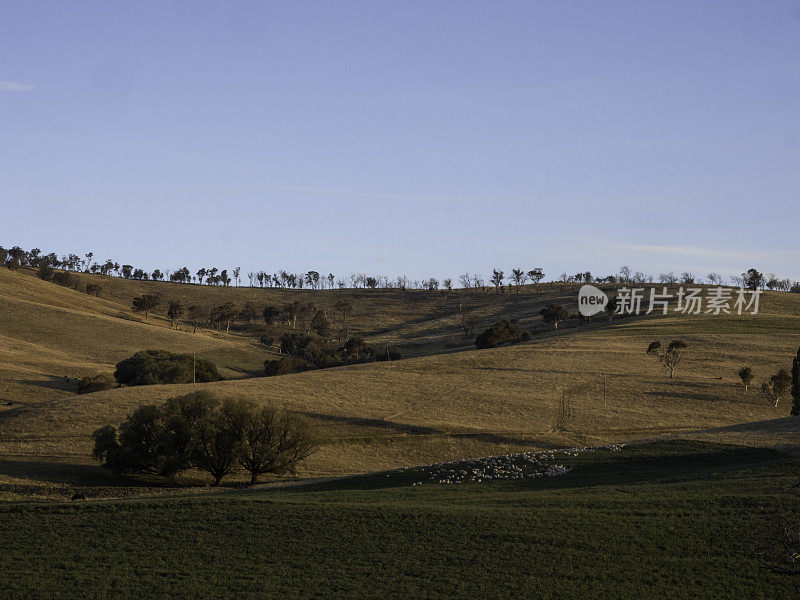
578, 285, 609, 317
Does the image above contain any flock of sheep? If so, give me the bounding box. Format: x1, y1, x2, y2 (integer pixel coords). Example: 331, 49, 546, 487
406, 443, 626, 486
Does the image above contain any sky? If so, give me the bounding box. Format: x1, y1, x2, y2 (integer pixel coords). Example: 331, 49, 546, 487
2, 1, 799, 282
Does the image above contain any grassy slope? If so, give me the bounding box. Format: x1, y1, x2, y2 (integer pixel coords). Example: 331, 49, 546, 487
1, 268, 799, 498
0, 268, 268, 408
1, 440, 798, 599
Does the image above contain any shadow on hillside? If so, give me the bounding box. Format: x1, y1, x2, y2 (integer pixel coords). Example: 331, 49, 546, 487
508, 442, 790, 493
0, 458, 169, 488
643, 390, 724, 403
17, 375, 78, 394
298, 411, 440, 435
299, 410, 560, 448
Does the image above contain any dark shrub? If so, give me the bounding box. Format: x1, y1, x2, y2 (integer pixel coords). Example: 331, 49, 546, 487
52, 271, 79, 289
280, 332, 342, 368
280, 332, 317, 356
475, 320, 531, 349
77, 374, 116, 394
37, 265, 54, 281
114, 350, 222, 386
264, 357, 311, 376
85, 283, 102, 297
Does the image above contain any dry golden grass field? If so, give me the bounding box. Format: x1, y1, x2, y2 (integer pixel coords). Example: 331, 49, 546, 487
1, 266, 799, 500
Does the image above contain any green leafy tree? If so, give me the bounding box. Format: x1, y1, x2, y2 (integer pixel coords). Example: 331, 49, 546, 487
310, 309, 330, 338
540, 304, 569, 329
742, 268, 764, 290
490, 269, 504, 294
114, 350, 222, 386
475, 320, 531, 349
239, 302, 259, 324
762, 368, 792, 408
132, 294, 160, 319
510, 269, 526, 293
222, 400, 316, 484
211, 302, 238, 333
166, 300, 184, 329
191, 412, 238, 485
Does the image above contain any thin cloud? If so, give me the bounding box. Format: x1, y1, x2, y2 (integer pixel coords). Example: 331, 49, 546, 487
0, 80, 35, 92
267, 184, 473, 205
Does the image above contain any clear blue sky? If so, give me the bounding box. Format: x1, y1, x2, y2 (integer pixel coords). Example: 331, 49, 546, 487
2, 1, 799, 282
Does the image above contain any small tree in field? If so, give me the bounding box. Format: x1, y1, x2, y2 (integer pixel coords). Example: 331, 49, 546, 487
211, 302, 238, 333
646, 340, 687, 378
540, 304, 568, 329
738, 367, 754, 392
762, 368, 792, 408
166, 300, 184, 329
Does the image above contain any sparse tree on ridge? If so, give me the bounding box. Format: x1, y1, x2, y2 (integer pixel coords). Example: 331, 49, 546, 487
511, 269, 526, 293
490, 269, 504, 294
527, 268, 545, 287
742, 268, 764, 290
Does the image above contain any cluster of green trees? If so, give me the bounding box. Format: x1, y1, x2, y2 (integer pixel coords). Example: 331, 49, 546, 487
739, 347, 800, 413
114, 350, 222, 386
474, 321, 532, 349
92, 391, 315, 485
264, 333, 401, 376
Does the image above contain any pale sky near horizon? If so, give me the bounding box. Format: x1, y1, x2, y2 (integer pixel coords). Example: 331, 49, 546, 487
2, 1, 799, 282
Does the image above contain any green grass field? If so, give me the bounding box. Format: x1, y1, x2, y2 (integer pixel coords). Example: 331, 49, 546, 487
1, 440, 797, 599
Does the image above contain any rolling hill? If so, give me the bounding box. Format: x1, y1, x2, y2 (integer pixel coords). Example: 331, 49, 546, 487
1, 266, 798, 500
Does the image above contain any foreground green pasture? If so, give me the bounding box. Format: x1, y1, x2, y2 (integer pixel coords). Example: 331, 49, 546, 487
1, 441, 797, 599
